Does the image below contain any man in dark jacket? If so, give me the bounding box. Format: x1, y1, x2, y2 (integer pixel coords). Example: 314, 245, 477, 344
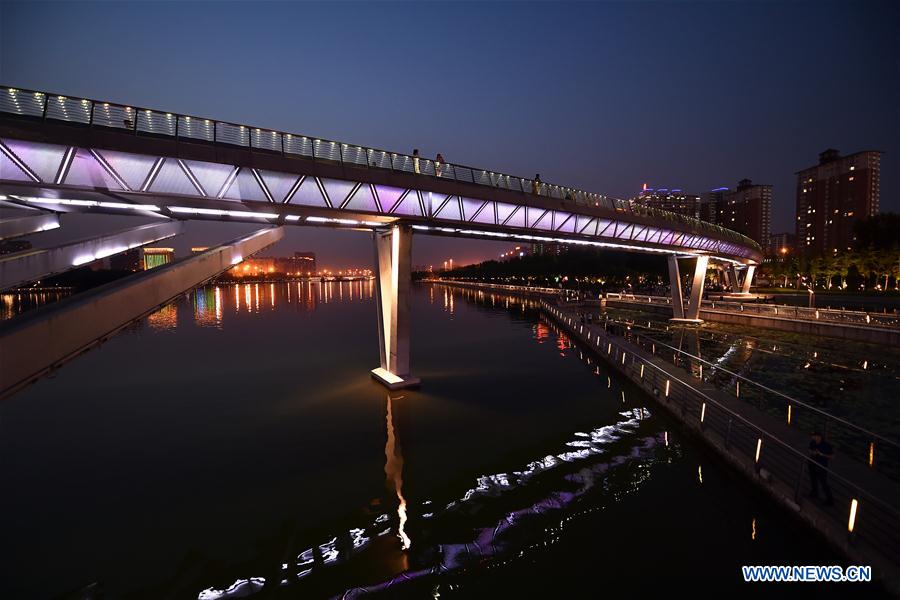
808, 431, 835, 506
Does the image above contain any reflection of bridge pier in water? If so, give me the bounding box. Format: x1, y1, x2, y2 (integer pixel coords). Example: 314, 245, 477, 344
383, 393, 411, 560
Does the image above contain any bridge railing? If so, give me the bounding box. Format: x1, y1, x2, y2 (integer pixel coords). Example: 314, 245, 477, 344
606, 293, 900, 329
545, 301, 900, 565
0, 85, 760, 253
585, 313, 900, 480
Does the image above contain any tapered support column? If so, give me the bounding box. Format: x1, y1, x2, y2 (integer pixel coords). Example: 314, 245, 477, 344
685, 255, 709, 321
667, 255, 685, 319
728, 264, 739, 292
372, 225, 420, 390
670, 255, 706, 324
740, 265, 756, 294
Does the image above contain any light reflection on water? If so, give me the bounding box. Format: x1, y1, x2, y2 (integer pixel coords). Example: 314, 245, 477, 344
1, 288, 72, 320
0, 282, 859, 599
384, 394, 411, 552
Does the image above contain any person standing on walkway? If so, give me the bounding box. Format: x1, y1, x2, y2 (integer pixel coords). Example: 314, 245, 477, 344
412, 149, 420, 174
532, 174, 542, 195
808, 431, 835, 506
435, 153, 445, 177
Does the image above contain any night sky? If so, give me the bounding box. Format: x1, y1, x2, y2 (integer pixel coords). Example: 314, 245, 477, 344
2, 1, 897, 269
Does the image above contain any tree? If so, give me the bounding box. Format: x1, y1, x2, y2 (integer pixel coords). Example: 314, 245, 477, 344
854, 213, 900, 251
833, 252, 852, 290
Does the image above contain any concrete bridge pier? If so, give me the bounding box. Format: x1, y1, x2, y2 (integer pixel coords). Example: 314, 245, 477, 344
371, 225, 420, 390
721, 264, 757, 299
740, 264, 756, 293
668, 254, 709, 324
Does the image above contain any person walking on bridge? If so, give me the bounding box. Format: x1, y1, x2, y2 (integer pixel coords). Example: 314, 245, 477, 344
807, 431, 835, 506
435, 153, 445, 177
532, 174, 542, 195
413, 149, 420, 174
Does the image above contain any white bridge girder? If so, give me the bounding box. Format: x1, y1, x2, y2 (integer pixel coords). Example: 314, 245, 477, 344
0, 226, 283, 399
0, 221, 182, 290
0, 211, 59, 240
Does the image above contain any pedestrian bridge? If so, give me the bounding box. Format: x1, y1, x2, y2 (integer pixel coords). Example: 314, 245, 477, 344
0, 85, 763, 392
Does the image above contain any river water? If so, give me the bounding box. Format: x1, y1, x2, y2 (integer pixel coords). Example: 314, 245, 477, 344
0, 282, 886, 598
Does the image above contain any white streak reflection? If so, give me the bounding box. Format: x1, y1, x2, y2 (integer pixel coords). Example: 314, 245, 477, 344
384, 394, 411, 550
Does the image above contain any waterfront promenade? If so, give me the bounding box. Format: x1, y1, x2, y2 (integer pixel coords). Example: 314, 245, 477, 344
431, 279, 900, 592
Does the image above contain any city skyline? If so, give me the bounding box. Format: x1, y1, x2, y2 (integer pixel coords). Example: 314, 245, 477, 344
1, 0, 896, 267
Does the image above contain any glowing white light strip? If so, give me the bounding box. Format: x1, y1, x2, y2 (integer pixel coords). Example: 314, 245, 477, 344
177, 159, 206, 197
53, 147, 76, 184
283, 175, 304, 204
303, 216, 382, 227
285, 215, 301, 221
17, 196, 160, 211
406, 224, 749, 264
168, 206, 277, 219
251, 168, 273, 203
90, 149, 130, 191
141, 157, 164, 191
71, 238, 155, 266
0, 142, 41, 182
216, 166, 240, 198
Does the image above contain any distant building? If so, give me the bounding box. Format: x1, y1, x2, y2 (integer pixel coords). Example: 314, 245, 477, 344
721, 179, 772, 249
796, 148, 881, 255
499, 245, 531, 261
699, 188, 729, 224
231, 256, 277, 277
286, 252, 316, 276
768, 232, 796, 256
109, 248, 143, 272
229, 251, 317, 277
142, 247, 174, 270
531, 242, 567, 257
632, 185, 700, 219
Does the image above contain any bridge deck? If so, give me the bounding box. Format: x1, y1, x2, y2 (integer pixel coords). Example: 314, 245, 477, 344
0, 85, 761, 263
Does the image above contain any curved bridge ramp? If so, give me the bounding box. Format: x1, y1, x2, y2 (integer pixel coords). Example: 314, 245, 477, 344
0, 226, 283, 399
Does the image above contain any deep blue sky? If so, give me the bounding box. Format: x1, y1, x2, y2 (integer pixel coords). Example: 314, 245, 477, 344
2, 0, 897, 268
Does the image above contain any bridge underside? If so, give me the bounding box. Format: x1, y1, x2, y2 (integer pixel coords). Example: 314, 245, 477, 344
0, 111, 762, 393
0, 134, 760, 264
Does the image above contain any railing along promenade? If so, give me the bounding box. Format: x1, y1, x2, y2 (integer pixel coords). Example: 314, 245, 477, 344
589, 310, 900, 481
544, 299, 900, 588
607, 293, 900, 329
430, 279, 900, 587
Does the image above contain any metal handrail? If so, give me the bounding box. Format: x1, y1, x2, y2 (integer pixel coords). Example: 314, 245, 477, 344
601, 315, 900, 451
544, 301, 900, 559
0, 85, 761, 252
607, 293, 900, 329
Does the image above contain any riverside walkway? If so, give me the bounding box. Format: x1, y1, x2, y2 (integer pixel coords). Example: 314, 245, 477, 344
606, 293, 900, 345
431, 280, 900, 592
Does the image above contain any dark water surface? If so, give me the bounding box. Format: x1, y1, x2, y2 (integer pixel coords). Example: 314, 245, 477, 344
0, 282, 886, 598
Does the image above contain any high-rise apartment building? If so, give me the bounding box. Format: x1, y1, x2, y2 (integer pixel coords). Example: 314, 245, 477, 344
720, 179, 772, 250
632, 186, 701, 219
795, 149, 881, 255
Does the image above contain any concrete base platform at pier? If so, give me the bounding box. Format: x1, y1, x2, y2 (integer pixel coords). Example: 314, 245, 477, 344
371, 368, 421, 390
